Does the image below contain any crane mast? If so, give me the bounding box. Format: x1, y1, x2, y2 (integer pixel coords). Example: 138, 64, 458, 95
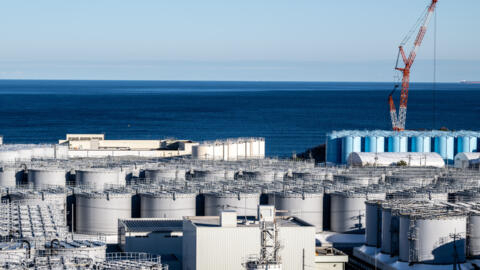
389, 0, 438, 131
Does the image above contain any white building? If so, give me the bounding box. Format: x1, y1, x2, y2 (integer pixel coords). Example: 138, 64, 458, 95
182, 211, 315, 270
118, 208, 320, 270
192, 138, 265, 161
348, 152, 445, 168
454, 152, 480, 169
59, 134, 198, 158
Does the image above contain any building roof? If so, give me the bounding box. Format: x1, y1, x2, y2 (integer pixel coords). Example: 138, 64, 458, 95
185, 216, 314, 228
348, 152, 445, 168
119, 218, 183, 232
328, 130, 480, 139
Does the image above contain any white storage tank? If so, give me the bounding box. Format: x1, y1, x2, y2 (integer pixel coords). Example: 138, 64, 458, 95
75, 169, 125, 190
193, 169, 225, 181
8, 189, 67, 207
45, 239, 107, 263
380, 205, 396, 255
268, 190, 324, 232
365, 200, 382, 247
204, 191, 260, 216
224, 169, 236, 181
467, 210, 480, 258
250, 139, 260, 158
0, 167, 20, 187
0, 151, 17, 163
145, 168, 177, 182
176, 168, 187, 181
333, 174, 378, 186
192, 144, 214, 160
140, 190, 197, 218
237, 140, 247, 159
398, 212, 467, 264
75, 190, 132, 235
453, 189, 480, 203
28, 168, 67, 188
243, 170, 275, 182
330, 191, 385, 233
16, 149, 33, 162
0, 242, 28, 267
274, 171, 286, 181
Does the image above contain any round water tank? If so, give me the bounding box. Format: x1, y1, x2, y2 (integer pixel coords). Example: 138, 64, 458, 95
192, 144, 214, 160
399, 213, 467, 264
274, 171, 285, 181
385, 175, 434, 187
140, 191, 196, 218
176, 168, 187, 181
204, 191, 260, 216
17, 149, 32, 162
45, 240, 107, 263
0, 242, 28, 266
224, 169, 236, 181
330, 192, 385, 233
0, 151, 17, 163
334, 175, 378, 186
453, 189, 480, 203
468, 211, 480, 258
269, 191, 324, 232
0, 167, 20, 187
365, 201, 382, 247
292, 172, 314, 181
75, 169, 125, 190
412, 136, 431, 153
224, 141, 238, 161
9, 190, 67, 207
28, 168, 67, 188
193, 169, 225, 181
381, 205, 395, 254
145, 168, 177, 182
243, 171, 275, 182
75, 191, 132, 235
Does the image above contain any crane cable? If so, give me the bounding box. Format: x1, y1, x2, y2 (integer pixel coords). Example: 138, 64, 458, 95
433, 6, 437, 130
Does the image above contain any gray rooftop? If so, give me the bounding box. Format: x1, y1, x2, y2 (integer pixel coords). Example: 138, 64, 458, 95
120, 218, 183, 232
186, 215, 313, 228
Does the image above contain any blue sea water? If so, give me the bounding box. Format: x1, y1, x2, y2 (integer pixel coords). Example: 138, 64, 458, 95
0, 80, 479, 157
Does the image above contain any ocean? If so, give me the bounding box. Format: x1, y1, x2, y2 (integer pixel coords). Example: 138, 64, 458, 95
0, 80, 478, 157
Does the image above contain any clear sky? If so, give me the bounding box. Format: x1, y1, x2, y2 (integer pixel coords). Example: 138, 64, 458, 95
0, 0, 478, 82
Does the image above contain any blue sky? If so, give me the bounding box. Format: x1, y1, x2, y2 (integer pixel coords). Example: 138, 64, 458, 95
0, 0, 478, 82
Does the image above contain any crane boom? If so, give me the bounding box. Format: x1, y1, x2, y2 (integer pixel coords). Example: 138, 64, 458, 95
389, 0, 438, 131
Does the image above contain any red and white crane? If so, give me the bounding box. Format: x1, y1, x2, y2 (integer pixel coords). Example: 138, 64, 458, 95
389, 0, 438, 131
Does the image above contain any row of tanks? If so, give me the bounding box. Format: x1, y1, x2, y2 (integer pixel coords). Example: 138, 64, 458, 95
358, 199, 480, 266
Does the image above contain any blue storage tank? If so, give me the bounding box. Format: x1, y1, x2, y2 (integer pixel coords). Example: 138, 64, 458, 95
388, 136, 409, 152
388, 136, 400, 152
342, 136, 361, 164
353, 136, 362, 152
327, 138, 341, 164
457, 136, 478, 153
365, 136, 385, 153
412, 136, 431, 152
342, 136, 353, 164
435, 136, 455, 163
399, 137, 408, 152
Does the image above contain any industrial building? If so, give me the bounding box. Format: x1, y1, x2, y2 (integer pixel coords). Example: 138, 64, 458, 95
192, 137, 265, 161
0, 137, 480, 269
59, 133, 198, 158
327, 130, 480, 164
454, 152, 480, 169
348, 152, 445, 168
